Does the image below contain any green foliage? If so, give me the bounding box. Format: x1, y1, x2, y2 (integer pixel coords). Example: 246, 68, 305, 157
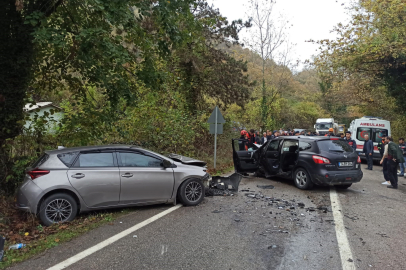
314, 0, 406, 135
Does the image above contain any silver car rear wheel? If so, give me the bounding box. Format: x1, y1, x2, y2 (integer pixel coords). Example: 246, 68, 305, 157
45, 199, 72, 223
178, 178, 205, 206
39, 193, 78, 226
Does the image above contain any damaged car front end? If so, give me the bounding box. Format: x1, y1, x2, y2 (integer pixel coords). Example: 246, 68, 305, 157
167, 153, 243, 196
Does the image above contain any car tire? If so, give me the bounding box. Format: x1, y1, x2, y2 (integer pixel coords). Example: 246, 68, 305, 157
293, 168, 314, 190
337, 184, 352, 189
177, 178, 205, 206
39, 193, 78, 226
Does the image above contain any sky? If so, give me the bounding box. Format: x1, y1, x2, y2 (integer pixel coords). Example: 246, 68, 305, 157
207, 0, 353, 70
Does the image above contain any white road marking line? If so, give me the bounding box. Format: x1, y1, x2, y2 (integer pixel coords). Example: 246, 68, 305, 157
47, 205, 182, 270
161, 244, 168, 255
330, 188, 355, 270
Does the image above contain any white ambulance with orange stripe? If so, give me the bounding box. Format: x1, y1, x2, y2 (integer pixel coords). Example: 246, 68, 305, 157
348, 117, 391, 160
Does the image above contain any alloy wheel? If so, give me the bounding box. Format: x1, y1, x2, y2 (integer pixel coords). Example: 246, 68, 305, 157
45, 199, 72, 223
185, 181, 203, 202
296, 171, 307, 187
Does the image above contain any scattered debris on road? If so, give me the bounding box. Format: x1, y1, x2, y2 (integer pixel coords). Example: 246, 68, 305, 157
206, 173, 242, 196
257, 185, 275, 189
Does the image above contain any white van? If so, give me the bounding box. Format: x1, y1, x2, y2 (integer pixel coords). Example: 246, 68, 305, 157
348, 117, 391, 160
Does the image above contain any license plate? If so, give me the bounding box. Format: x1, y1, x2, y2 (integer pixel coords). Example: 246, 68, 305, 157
339, 162, 353, 167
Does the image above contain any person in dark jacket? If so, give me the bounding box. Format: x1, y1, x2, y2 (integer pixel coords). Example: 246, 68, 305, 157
255, 131, 261, 144
344, 131, 357, 151
238, 130, 248, 151
386, 136, 406, 189
398, 138, 406, 177
363, 134, 374, 170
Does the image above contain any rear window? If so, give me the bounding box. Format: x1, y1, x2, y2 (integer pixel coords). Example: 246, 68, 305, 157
32, 154, 49, 168
357, 128, 388, 143
57, 152, 79, 167
317, 140, 354, 153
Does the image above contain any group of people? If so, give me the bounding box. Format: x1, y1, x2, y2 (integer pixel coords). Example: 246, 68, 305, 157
374, 135, 406, 189
237, 128, 356, 151
238, 129, 305, 151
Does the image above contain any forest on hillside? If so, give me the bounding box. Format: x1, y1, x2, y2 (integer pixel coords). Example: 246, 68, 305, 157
1, 0, 405, 194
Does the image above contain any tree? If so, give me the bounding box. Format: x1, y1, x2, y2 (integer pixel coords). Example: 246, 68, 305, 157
172, 1, 253, 113
245, 0, 291, 129
314, 0, 406, 114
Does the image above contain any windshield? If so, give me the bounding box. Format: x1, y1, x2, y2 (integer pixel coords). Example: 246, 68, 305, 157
317, 140, 354, 153
316, 123, 333, 130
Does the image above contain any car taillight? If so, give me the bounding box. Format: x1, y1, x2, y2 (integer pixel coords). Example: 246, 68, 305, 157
312, 155, 331, 164
28, 168, 50, 180
357, 156, 361, 163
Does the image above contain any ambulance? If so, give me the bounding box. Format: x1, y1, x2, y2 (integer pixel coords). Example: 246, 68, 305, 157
348, 117, 391, 160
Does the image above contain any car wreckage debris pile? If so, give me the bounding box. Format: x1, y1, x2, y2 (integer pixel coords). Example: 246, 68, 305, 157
206, 173, 243, 196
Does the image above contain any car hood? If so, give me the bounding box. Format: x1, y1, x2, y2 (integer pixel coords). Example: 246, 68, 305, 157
167, 154, 207, 167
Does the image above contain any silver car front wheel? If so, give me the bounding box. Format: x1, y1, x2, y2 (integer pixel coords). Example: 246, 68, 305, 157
178, 178, 205, 206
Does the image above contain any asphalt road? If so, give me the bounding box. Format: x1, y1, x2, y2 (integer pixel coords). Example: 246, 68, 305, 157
8, 164, 406, 270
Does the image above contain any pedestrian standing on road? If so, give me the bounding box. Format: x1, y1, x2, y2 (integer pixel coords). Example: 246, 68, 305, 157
261, 132, 267, 145
398, 138, 406, 177
378, 135, 386, 159
325, 128, 335, 137
239, 130, 248, 151
339, 133, 345, 139
386, 136, 405, 189
344, 131, 357, 151
247, 129, 256, 148
274, 130, 280, 138
363, 134, 374, 170
380, 139, 390, 185
266, 130, 272, 140
255, 131, 261, 145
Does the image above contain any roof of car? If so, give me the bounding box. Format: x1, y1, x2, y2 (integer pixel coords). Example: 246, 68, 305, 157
276, 136, 335, 141
45, 144, 142, 155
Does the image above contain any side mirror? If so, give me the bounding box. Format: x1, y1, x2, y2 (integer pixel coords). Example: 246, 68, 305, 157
162, 159, 173, 168
314, 125, 316, 129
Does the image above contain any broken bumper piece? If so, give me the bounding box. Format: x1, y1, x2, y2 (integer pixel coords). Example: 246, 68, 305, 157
206, 173, 242, 196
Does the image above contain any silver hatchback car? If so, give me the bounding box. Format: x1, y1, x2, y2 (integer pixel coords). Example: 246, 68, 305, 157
16, 145, 210, 226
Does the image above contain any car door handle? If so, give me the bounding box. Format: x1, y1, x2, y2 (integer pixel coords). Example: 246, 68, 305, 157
121, 173, 133, 178
71, 173, 85, 179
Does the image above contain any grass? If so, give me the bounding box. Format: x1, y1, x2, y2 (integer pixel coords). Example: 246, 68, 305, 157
0, 208, 135, 269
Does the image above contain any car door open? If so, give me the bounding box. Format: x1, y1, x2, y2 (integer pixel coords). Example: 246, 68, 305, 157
260, 139, 281, 176
117, 151, 174, 204
232, 139, 259, 173
279, 140, 299, 172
